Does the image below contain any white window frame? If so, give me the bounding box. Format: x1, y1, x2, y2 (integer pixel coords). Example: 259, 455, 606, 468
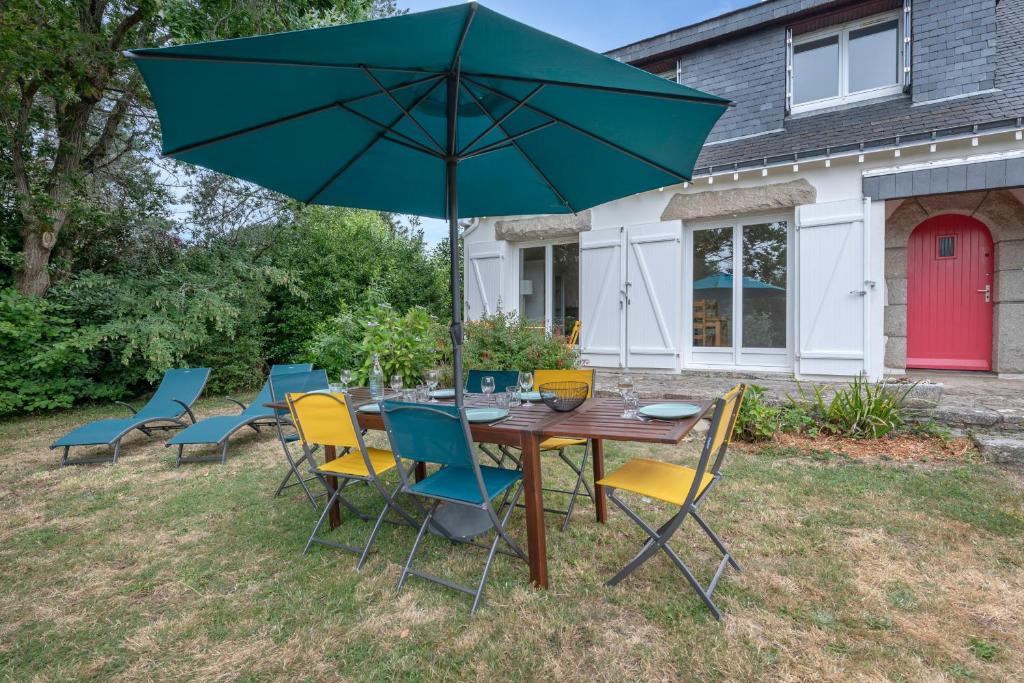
514, 237, 580, 334
684, 214, 794, 372
789, 11, 903, 114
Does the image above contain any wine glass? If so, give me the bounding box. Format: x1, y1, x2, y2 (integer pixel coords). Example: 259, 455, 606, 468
339, 369, 353, 390
481, 375, 496, 404
618, 375, 635, 417
390, 373, 404, 397
424, 368, 440, 401
518, 371, 534, 407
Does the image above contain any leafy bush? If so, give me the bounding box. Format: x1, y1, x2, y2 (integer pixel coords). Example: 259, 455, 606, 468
734, 385, 782, 442
0, 289, 111, 414
306, 303, 448, 387
788, 376, 914, 439
463, 312, 578, 373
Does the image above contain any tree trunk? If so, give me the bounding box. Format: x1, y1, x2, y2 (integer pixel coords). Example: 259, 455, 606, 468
17, 231, 54, 297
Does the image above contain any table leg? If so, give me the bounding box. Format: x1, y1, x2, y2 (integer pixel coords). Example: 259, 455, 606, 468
520, 432, 548, 589
323, 445, 341, 529
592, 439, 607, 523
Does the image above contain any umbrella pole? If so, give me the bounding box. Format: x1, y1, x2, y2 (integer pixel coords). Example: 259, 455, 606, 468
446, 71, 464, 410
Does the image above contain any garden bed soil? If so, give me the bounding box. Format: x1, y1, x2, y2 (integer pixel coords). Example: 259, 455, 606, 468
744, 432, 976, 462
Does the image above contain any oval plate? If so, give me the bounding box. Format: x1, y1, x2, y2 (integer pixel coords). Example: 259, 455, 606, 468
430, 388, 456, 399
465, 407, 509, 423
520, 391, 542, 401
638, 403, 702, 420
357, 402, 381, 413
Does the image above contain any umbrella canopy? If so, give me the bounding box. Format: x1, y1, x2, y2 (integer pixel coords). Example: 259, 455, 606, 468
127, 2, 729, 403
694, 273, 785, 292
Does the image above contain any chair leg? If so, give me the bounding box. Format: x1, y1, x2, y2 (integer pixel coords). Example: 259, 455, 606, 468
691, 510, 740, 571
220, 441, 229, 465
111, 439, 121, 464
399, 500, 438, 591
175, 444, 184, 467
357, 481, 411, 571
303, 487, 339, 555
60, 446, 69, 468
559, 443, 593, 532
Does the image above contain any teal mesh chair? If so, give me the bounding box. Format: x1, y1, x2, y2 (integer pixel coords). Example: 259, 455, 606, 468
380, 400, 527, 614
269, 369, 329, 508
52, 368, 211, 466
167, 363, 312, 466
465, 369, 521, 468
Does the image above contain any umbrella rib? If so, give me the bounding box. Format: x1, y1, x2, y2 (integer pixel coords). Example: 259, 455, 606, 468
460, 81, 575, 214
450, 2, 478, 70
464, 75, 692, 183
304, 77, 446, 205
463, 71, 732, 107
124, 50, 444, 76
161, 74, 443, 158
360, 66, 445, 154
336, 102, 444, 158
457, 83, 545, 157
460, 120, 557, 160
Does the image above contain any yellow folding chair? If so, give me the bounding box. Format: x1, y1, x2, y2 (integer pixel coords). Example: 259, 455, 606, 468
598, 384, 746, 619
534, 368, 596, 531
286, 391, 418, 569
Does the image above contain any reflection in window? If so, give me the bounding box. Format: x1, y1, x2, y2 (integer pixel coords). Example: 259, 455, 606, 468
793, 36, 839, 104
848, 20, 898, 93
692, 228, 733, 348
551, 243, 579, 338
519, 247, 545, 323
742, 222, 788, 349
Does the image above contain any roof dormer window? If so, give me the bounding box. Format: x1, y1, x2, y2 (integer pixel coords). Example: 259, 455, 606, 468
787, 11, 903, 113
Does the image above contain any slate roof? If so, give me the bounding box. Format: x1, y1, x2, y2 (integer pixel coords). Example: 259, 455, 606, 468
607, 0, 1024, 175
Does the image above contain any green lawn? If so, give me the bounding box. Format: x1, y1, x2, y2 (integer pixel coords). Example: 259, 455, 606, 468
2, 396, 1023, 681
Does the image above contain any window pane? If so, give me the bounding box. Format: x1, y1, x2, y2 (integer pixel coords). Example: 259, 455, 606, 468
848, 20, 898, 93
693, 228, 733, 348
551, 243, 579, 337
793, 36, 839, 104
742, 222, 788, 349
519, 247, 546, 323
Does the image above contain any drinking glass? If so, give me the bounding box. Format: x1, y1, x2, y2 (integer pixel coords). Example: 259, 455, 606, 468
617, 375, 634, 400
339, 369, 353, 389
424, 369, 440, 401
402, 388, 415, 402
495, 391, 511, 410
390, 373, 404, 396
481, 375, 496, 404
623, 391, 640, 419
415, 385, 429, 403
328, 382, 343, 394
518, 371, 534, 407
506, 386, 521, 408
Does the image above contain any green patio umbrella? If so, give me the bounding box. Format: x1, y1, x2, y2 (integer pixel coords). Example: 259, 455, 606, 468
126, 2, 729, 404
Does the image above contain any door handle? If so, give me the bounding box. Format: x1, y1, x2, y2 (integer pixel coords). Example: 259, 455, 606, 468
977, 284, 991, 303
850, 290, 867, 296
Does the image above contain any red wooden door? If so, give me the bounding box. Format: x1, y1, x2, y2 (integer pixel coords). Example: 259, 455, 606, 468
907, 214, 993, 371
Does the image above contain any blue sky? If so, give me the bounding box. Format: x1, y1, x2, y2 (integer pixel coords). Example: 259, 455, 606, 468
400, 0, 759, 244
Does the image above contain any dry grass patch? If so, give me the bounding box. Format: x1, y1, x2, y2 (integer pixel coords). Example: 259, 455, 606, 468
1, 397, 1023, 681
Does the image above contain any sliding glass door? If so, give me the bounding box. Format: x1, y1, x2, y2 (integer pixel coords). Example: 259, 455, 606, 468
689, 218, 790, 368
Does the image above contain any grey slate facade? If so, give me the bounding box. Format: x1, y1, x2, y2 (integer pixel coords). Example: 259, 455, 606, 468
608, 0, 1024, 173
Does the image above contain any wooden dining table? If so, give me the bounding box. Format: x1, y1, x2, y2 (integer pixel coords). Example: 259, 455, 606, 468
269, 388, 711, 589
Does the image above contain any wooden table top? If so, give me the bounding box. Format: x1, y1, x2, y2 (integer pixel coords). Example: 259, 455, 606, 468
269, 388, 710, 446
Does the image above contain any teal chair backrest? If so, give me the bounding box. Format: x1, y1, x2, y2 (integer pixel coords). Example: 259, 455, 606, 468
465, 369, 520, 394
380, 401, 475, 469
246, 364, 314, 415
268, 369, 329, 416
136, 368, 211, 420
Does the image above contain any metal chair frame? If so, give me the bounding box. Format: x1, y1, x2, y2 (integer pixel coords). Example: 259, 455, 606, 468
288, 391, 419, 569
603, 384, 746, 620
269, 371, 327, 509
381, 401, 528, 614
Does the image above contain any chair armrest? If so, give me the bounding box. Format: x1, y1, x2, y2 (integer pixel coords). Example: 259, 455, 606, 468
224, 397, 248, 413
171, 399, 198, 424
114, 401, 138, 415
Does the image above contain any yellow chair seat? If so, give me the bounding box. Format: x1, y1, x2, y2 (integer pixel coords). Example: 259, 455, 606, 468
540, 436, 588, 450
316, 447, 398, 478
597, 458, 714, 506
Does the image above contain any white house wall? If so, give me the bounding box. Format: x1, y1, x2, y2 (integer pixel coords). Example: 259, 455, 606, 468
463, 131, 1023, 380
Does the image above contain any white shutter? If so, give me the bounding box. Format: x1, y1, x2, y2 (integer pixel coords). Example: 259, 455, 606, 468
465, 243, 503, 320
626, 221, 682, 370
795, 198, 872, 376
580, 227, 625, 368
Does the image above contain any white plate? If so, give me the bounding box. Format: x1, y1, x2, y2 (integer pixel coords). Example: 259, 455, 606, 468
430, 388, 456, 399
638, 403, 702, 420
357, 402, 381, 413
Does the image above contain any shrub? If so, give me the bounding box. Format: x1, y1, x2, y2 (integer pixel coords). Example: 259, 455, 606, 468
789, 376, 914, 439
463, 312, 578, 373
734, 385, 782, 442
